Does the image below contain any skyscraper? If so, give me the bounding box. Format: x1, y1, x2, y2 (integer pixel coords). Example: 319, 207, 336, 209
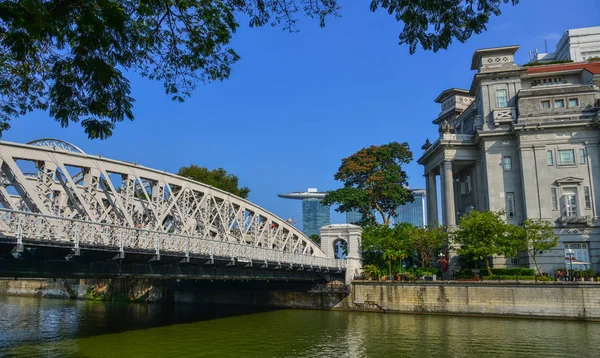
278, 188, 330, 237
345, 210, 363, 224
394, 189, 427, 227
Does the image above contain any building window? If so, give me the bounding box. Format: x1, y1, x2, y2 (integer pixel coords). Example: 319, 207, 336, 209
551, 188, 558, 210
579, 148, 586, 164
496, 89, 508, 108
547, 151, 554, 165
502, 156, 512, 171
541, 100, 551, 109
554, 99, 565, 108
557, 149, 575, 165
506, 192, 515, 219
569, 98, 579, 107
561, 188, 578, 217
565, 243, 590, 270
584, 186, 591, 209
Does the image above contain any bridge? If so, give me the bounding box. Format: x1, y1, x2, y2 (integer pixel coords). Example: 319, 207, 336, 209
0, 139, 352, 282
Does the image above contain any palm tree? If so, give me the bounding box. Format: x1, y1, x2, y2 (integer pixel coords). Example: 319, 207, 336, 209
383, 249, 405, 280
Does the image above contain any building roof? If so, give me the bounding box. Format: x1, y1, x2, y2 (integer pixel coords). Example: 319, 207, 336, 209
434, 88, 471, 103
525, 61, 600, 75
470, 45, 520, 70
278, 190, 328, 200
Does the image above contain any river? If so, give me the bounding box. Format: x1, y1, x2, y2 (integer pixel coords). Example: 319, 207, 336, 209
1, 295, 599, 357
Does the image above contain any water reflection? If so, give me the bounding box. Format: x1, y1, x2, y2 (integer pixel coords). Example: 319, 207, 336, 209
2, 295, 600, 357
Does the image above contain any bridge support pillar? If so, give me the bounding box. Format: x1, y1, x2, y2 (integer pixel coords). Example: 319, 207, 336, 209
319, 224, 363, 285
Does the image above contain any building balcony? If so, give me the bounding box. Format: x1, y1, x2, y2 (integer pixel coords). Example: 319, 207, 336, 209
440, 133, 475, 141
492, 107, 516, 126
558, 215, 592, 227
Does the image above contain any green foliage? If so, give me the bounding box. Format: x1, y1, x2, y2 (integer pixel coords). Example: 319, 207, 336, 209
514, 219, 558, 276
177, 165, 249, 199
370, 0, 519, 54
322, 142, 413, 226
414, 267, 440, 277
0, 0, 339, 138
308, 234, 320, 245
523, 59, 575, 67
482, 275, 552, 281
454, 210, 521, 276
0, 1, 516, 137
361, 223, 412, 271
487, 268, 536, 276
362, 264, 382, 280
408, 225, 447, 267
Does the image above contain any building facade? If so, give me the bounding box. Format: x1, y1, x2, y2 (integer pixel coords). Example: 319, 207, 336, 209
531, 26, 600, 63
278, 188, 330, 237
346, 210, 363, 225
394, 189, 427, 227
418, 45, 600, 274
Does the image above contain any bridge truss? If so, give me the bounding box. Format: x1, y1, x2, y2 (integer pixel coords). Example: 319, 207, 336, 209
0, 139, 343, 271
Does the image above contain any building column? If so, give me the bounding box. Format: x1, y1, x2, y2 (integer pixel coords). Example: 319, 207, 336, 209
426, 171, 438, 226
439, 163, 446, 226
443, 160, 456, 227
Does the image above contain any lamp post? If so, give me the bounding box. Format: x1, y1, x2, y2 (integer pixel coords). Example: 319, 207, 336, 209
566, 249, 575, 282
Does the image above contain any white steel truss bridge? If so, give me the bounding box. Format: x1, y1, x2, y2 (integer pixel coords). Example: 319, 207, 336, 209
0, 139, 344, 277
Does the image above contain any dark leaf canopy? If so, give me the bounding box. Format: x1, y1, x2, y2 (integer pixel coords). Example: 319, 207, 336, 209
323, 141, 413, 226
370, 0, 519, 54
0, 0, 516, 137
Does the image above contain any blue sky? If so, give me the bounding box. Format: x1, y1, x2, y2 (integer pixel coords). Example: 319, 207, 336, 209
3, 1, 599, 230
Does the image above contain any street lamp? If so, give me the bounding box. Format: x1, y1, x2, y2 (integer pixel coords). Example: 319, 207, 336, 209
566, 249, 575, 282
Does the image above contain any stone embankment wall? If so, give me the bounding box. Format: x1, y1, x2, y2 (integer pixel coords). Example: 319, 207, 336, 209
0, 278, 163, 302
0, 278, 344, 309
335, 281, 600, 320
174, 289, 346, 309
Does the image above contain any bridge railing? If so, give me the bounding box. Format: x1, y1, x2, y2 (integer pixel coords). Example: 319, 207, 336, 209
0, 209, 345, 270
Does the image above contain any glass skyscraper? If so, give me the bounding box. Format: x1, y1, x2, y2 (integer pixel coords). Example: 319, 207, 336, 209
302, 198, 331, 237
278, 188, 331, 237
345, 210, 363, 224
394, 189, 427, 227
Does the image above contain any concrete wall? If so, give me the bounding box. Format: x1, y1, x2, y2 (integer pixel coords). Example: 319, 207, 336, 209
338, 282, 600, 320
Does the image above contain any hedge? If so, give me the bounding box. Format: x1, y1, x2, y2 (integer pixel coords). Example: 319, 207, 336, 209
486, 268, 536, 276
482, 275, 553, 281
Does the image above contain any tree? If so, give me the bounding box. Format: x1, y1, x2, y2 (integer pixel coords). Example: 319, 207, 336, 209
309, 234, 321, 245
407, 225, 447, 267
370, 0, 519, 54
454, 210, 520, 276
322, 142, 413, 226
515, 219, 558, 276
177, 165, 249, 199
0, 1, 517, 138
360, 223, 411, 273
383, 248, 405, 279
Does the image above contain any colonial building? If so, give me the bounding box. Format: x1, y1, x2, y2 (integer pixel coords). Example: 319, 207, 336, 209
418, 45, 600, 273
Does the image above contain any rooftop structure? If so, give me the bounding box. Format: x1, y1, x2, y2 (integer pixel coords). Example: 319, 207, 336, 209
278, 188, 331, 237
530, 26, 600, 63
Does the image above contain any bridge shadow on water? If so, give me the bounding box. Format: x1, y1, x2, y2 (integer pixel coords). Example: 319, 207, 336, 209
0, 294, 281, 351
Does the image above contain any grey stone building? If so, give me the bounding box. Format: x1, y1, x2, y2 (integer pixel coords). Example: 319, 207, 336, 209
418, 45, 600, 274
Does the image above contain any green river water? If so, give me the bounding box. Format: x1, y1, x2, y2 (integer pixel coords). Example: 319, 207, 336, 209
1, 295, 599, 357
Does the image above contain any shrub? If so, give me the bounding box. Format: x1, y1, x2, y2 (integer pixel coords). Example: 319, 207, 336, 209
487, 268, 536, 276
523, 59, 574, 67
415, 267, 440, 277
482, 275, 552, 281
455, 269, 475, 279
